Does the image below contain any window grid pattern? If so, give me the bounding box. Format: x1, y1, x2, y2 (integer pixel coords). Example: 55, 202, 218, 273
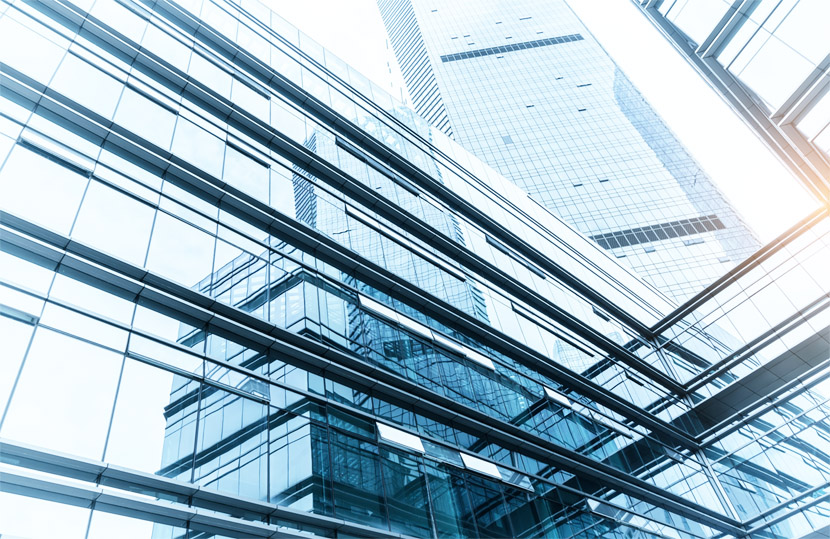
0, 0, 827, 538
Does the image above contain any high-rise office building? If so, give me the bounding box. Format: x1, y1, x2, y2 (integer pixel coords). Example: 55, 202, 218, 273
0, 1, 828, 539
377, 0, 760, 302
630, 0, 830, 204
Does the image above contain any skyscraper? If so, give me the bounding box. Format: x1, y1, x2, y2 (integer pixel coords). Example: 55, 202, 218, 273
0, 1, 829, 538
629, 0, 830, 204
377, 0, 760, 302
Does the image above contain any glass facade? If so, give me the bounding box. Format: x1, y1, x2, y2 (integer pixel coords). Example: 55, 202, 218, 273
377, 0, 760, 303
0, 0, 828, 538
631, 0, 830, 203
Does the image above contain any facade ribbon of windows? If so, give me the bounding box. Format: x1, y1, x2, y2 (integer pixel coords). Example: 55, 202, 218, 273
0, 0, 828, 538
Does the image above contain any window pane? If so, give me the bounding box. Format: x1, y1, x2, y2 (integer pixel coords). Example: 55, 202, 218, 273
114, 88, 177, 150
106, 359, 199, 481
223, 144, 269, 201
145, 212, 216, 287
466, 476, 513, 538
425, 461, 479, 539
39, 303, 128, 351
142, 23, 191, 72
0, 16, 65, 85
187, 53, 232, 98
193, 385, 268, 500
132, 302, 203, 350
734, 35, 814, 110
269, 414, 333, 514
90, 0, 148, 43
86, 510, 163, 539
0, 491, 89, 539
270, 99, 306, 143
0, 249, 54, 295
1, 328, 122, 459
0, 283, 43, 320
231, 78, 269, 119
72, 181, 156, 266
270, 166, 297, 217
380, 447, 432, 537
49, 272, 135, 325
50, 54, 124, 119
330, 430, 388, 529
0, 145, 88, 234
170, 117, 225, 177
0, 317, 34, 416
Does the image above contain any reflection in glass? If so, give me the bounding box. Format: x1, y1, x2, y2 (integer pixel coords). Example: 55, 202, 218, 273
330, 429, 388, 529
381, 446, 433, 536
269, 412, 333, 514
193, 384, 268, 500
105, 358, 197, 479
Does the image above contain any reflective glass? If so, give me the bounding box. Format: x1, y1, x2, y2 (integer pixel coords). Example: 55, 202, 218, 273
145, 212, 216, 287
90, 0, 148, 43
0, 15, 66, 85
170, 117, 225, 177
1, 328, 122, 459
1, 1, 828, 538
0, 145, 88, 234
0, 317, 34, 414
49, 272, 136, 325
71, 181, 156, 265
50, 53, 124, 119
128, 334, 204, 375
734, 34, 814, 110
142, 23, 192, 71
381, 447, 433, 536
465, 475, 513, 538
269, 413, 333, 514
86, 510, 157, 539
105, 359, 198, 478
188, 52, 232, 98
425, 461, 479, 538
39, 303, 129, 351
231, 78, 269, 119
223, 144, 269, 201
0, 284, 44, 320
330, 430, 388, 529
193, 384, 268, 500
132, 302, 203, 348
0, 491, 89, 539
113, 88, 177, 150
0, 251, 55, 294
270, 99, 306, 142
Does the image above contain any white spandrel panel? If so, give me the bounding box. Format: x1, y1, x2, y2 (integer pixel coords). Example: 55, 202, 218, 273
460, 452, 502, 479
377, 422, 425, 453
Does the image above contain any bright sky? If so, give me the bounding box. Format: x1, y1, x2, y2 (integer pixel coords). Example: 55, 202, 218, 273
263, 0, 411, 103
263, 0, 818, 242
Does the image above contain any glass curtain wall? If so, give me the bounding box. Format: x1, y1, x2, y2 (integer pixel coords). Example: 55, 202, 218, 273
0, 0, 827, 538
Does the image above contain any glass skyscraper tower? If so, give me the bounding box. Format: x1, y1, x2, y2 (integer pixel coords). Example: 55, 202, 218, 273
377, 0, 760, 302
630, 0, 830, 204
0, 1, 829, 538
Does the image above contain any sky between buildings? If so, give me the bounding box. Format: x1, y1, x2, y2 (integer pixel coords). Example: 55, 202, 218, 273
264, 0, 818, 243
